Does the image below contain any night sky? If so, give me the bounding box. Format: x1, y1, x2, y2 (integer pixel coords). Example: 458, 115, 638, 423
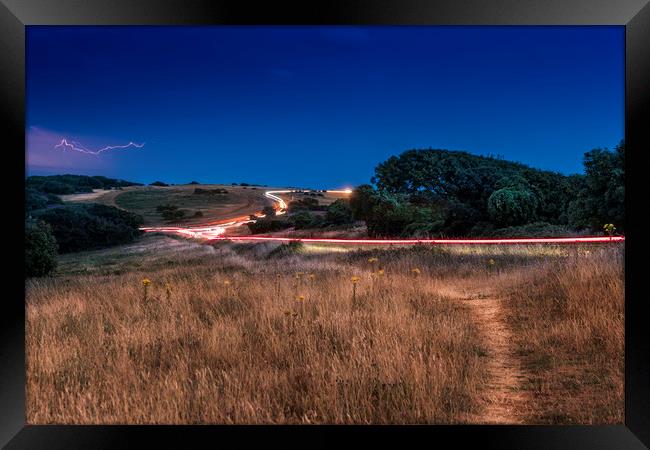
26, 26, 623, 188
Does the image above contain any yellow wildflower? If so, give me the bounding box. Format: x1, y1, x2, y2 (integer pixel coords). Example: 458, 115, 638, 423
296, 295, 305, 301
223, 280, 232, 286
411, 268, 421, 275
368, 257, 378, 263
142, 278, 152, 286
377, 269, 385, 276
488, 259, 495, 266
351, 276, 360, 283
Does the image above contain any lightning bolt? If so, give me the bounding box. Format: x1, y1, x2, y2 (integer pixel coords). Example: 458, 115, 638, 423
55, 138, 145, 155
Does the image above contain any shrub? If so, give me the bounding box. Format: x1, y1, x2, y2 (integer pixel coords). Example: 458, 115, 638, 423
149, 181, 169, 187
162, 209, 186, 221
489, 222, 577, 238
25, 219, 58, 277
25, 188, 63, 212
262, 206, 276, 217
325, 199, 353, 225
193, 188, 228, 195
487, 187, 538, 227
247, 218, 291, 234
289, 210, 325, 229
288, 197, 322, 213
193, 211, 204, 218
267, 241, 304, 258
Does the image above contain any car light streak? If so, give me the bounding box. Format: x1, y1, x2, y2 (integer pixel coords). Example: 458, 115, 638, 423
140, 188, 624, 245
207, 236, 624, 245
264, 190, 289, 210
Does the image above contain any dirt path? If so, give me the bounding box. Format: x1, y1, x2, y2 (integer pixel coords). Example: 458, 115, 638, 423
453, 287, 529, 424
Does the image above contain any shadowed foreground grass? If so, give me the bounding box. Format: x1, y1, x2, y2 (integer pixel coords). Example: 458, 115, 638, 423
25, 238, 623, 424
504, 246, 624, 424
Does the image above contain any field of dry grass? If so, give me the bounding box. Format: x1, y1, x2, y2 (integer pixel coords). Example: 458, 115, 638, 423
503, 246, 624, 424
25, 237, 624, 424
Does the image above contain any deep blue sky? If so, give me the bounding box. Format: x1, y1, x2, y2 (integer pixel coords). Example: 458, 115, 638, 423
26, 26, 624, 188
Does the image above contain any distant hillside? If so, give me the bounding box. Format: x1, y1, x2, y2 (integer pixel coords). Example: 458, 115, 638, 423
26, 174, 143, 195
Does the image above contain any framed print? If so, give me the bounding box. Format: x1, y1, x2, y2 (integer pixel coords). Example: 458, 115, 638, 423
2, 0, 649, 448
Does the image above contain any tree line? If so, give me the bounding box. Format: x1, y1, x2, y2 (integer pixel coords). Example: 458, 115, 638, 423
350, 142, 624, 237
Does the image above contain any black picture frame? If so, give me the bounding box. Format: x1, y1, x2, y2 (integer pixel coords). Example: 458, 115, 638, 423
2, 1, 648, 448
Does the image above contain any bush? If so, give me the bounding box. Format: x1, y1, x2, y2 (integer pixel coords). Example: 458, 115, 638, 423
26, 187, 63, 212
25, 219, 58, 277
325, 199, 353, 225
34, 204, 143, 253
487, 187, 538, 227
193, 188, 228, 195
247, 218, 291, 234
262, 206, 276, 217
267, 241, 304, 259
162, 209, 186, 221
289, 210, 323, 229
193, 211, 204, 218
149, 181, 169, 187
488, 222, 577, 238
288, 197, 322, 213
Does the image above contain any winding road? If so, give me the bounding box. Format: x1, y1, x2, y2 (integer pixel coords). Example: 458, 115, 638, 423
140, 189, 625, 245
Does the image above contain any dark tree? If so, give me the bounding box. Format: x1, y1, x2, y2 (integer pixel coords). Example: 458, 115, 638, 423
349, 184, 376, 221
487, 187, 538, 227
568, 141, 625, 232
25, 219, 58, 277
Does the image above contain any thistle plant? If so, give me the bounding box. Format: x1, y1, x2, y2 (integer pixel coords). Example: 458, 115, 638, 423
295, 294, 305, 314
351, 276, 360, 306
142, 278, 151, 301
487, 258, 496, 274
223, 279, 232, 298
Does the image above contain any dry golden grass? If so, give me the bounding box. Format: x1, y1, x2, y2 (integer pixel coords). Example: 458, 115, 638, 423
502, 245, 624, 424
25, 238, 624, 424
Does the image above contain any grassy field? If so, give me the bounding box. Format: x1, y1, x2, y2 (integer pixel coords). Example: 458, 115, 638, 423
113, 185, 274, 226
25, 236, 624, 424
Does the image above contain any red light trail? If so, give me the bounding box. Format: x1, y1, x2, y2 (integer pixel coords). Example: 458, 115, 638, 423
55, 138, 145, 155
140, 189, 624, 245
207, 235, 624, 245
